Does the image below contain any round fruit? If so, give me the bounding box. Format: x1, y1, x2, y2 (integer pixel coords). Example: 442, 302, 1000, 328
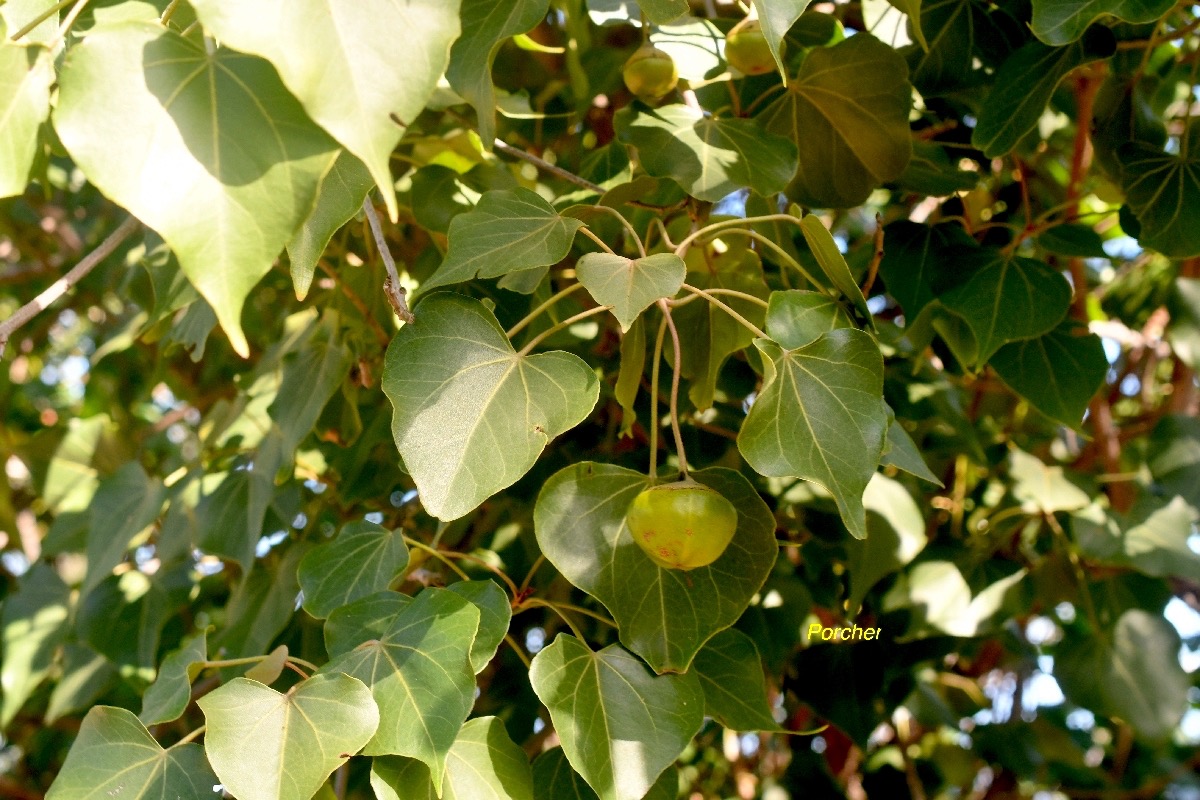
626, 480, 738, 570
725, 19, 777, 76
622, 45, 678, 103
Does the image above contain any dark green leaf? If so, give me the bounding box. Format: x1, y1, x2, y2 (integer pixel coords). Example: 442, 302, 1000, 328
1030, 0, 1174, 46
139, 630, 208, 726
532, 748, 677, 800
765, 289, 854, 350
1, 564, 70, 727
1117, 141, 1200, 258
298, 521, 409, 619
799, 215, 871, 321
1036, 223, 1108, 258
84, 462, 164, 595
76, 572, 166, 671
535, 464, 778, 673
693, 628, 782, 732
447, 580, 512, 674
991, 321, 1107, 428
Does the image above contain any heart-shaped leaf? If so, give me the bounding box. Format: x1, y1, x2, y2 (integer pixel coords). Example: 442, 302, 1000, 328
419, 188, 583, 295
198, 673, 379, 800
939, 250, 1072, 365
0, 41, 53, 198
991, 321, 1107, 428
1030, 0, 1174, 46
692, 629, 782, 732
447, 0, 550, 146
615, 103, 798, 202
371, 716, 534, 800
320, 587, 480, 791
759, 34, 911, 208
189, 0, 461, 221
738, 330, 887, 539
54, 17, 338, 356
382, 293, 599, 520
749, 0, 814, 78
577, 252, 685, 331
534, 464, 777, 673
1117, 140, 1200, 258
766, 290, 854, 350
298, 521, 409, 618
139, 630, 208, 726
530, 635, 703, 800
45, 706, 217, 800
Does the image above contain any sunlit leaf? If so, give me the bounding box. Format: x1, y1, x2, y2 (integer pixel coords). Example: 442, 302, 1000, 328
323, 591, 413, 659
54, 16, 338, 356
199, 673, 379, 800
189, 0, 461, 221
529, 635, 703, 800
846, 473, 928, 611
1, 564, 70, 727
382, 293, 599, 520
84, 462, 164, 595
45, 707, 217, 800
0, 41, 52, 198
140, 630, 208, 726
447, 580, 513, 674
532, 747, 677, 800
298, 521, 409, 619
749, 0, 813, 77
287, 151, 374, 300
765, 290, 854, 350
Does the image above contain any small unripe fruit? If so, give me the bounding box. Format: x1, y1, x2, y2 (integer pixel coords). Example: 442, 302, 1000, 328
626, 480, 738, 570
622, 45, 678, 103
725, 19, 777, 76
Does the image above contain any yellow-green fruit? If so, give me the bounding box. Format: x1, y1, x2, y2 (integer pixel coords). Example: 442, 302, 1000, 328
626, 480, 738, 570
622, 45, 678, 102
725, 19, 777, 76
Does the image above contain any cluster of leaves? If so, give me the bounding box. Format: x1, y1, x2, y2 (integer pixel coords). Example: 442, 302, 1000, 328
1, 0, 1199, 798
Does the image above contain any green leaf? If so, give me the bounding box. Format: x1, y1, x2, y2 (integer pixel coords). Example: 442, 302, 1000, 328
1058, 610, 1189, 742
1148, 415, 1200, 509
639, 0, 690, 23
139, 630, 208, 726
615, 103, 798, 202
84, 461, 164, 595
692, 629, 782, 732
1030, 0, 1174, 46
45, 706, 217, 800
382, 293, 599, 521
991, 322, 1107, 428
649, 17, 723, 82
846, 474, 928, 610
738, 330, 887, 540
320, 587, 480, 789
323, 590, 413, 659
298, 521, 409, 619
532, 747, 677, 800
971, 28, 1115, 158
759, 34, 911, 208
939, 250, 1072, 366
77, 572, 166, 672
577, 252, 685, 332
53, 19, 338, 356
270, 312, 355, 455
43, 415, 109, 513
615, 316, 647, 437
886, 0, 928, 49
215, 543, 308, 659
419, 188, 583, 294
1, 563, 70, 727
0, 42, 53, 198
1036, 223, 1108, 258
189, 0, 461, 222
1167, 277, 1200, 370
799, 215, 872, 321
1117, 141, 1200, 258
885, 561, 1025, 637
243, 644, 289, 685
199, 673, 379, 800
287, 151, 374, 300
749, 0, 814, 78
1008, 447, 1090, 513
447, 0, 549, 146
534, 464, 778, 673
878, 220, 977, 321
371, 717, 534, 800
1075, 496, 1200, 582
529, 635, 703, 800
45, 645, 117, 725
675, 241, 770, 410
0, 0, 61, 45
766, 290, 854, 350
881, 405, 942, 486
447, 580, 513, 674
893, 139, 980, 195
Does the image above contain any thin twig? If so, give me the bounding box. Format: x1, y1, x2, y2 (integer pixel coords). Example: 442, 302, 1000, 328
679, 283, 767, 339
492, 139, 605, 194
362, 197, 415, 324
0, 216, 140, 359
648, 316, 668, 479
860, 213, 884, 296
506, 282, 586, 339
657, 299, 690, 479
8, 0, 73, 40
516, 305, 610, 356
579, 226, 618, 256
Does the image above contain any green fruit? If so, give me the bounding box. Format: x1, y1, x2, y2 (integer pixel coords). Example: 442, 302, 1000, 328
725, 19, 777, 76
622, 45, 678, 102
626, 480, 738, 570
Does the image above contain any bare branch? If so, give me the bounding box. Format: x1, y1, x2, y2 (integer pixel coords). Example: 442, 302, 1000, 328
493, 138, 605, 195
362, 196, 415, 324
0, 216, 140, 359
